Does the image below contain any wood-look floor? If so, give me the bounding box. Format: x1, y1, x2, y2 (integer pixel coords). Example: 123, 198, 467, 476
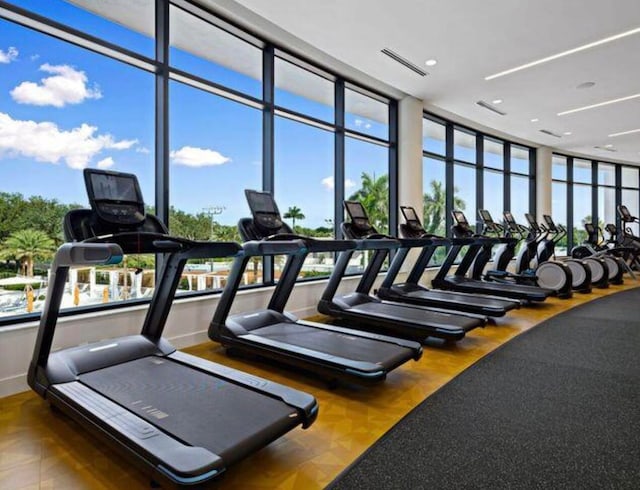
2, 282, 637, 489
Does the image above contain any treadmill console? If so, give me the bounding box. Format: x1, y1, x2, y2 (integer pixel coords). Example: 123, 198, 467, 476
605, 223, 617, 235
503, 211, 519, 232
584, 222, 596, 233
451, 210, 472, 231
400, 206, 425, 233
478, 209, 501, 234
84, 169, 145, 226
344, 201, 374, 234
245, 190, 285, 234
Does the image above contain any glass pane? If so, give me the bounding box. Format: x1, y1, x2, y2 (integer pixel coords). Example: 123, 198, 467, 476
454, 164, 476, 229
621, 189, 639, 236
598, 163, 615, 186
573, 184, 592, 246
598, 186, 616, 228
345, 88, 388, 140
169, 80, 261, 288
170, 5, 262, 98
621, 167, 639, 188
275, 57, 334, 122
551, 181, 567, 255
552, 155, 567, 180
0, 20, 154, 317
422, 157, 447, 266
423, 118, 445, 155
9, 0, 155, 56
510, 174, 530, 226
483, 170, 503, 223
453, 128, 476, 163
275, 117, 334, 278
510, 145, 530, 174
484, 138, 503, 169
573, 159, 592, 184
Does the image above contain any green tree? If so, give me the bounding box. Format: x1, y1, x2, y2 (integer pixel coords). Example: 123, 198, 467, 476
348, 172, 389, 233
0, 229, 56, 277
283, 206, 305, 232
168, 207, 211, 240
422, 180, 465, 236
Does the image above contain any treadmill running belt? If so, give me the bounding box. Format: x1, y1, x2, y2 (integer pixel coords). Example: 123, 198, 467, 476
251, 323, 409, 367
350, 302, 480, 330
79, 356, 298, 465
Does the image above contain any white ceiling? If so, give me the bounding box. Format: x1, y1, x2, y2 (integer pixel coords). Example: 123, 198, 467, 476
232, 0, 640, 165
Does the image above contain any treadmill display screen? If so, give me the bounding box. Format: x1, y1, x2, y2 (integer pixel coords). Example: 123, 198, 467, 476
585, 223, 595, 233
543, 215, 555, 229
452, 211, 467, 225
503, 212, 515, 224
345, 201, 367, 220
619, 205, 631, 219
248, 191, 279, 215
401, 206, 419, 222
90, 173, 140, 203
479, 209, 493, 223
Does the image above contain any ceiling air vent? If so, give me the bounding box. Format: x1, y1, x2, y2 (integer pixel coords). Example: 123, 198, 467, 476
594, 145, 617, 152
539, 129, 562, 138
476, 100, 506, 116
380, 48, 428, 77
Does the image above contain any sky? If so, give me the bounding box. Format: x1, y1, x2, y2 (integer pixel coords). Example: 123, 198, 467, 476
0, 0, 389, 229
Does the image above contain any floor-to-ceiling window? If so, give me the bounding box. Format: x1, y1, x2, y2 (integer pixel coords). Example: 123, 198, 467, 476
572, 159, 593, 246
621, 166, 640, 236
0, 0, 395, 322
551, 155, 569, 254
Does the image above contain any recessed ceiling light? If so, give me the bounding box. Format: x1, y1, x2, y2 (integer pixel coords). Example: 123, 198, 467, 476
563, 131, 572, 135
485, 26, 640, 80
530, 118, 539, 122
605, 144, 614, 148
425, 59, 437, 66
558, 92, 640, 116
577, 81, 596, 89
492, 99, 503, 104
608, 128, 640, 137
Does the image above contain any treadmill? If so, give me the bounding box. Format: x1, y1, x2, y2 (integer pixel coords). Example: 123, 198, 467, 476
376, 205, 520, 316
28, 169, 318, 487
431, 210, 553, 302
209, 190, 422, 385
317, 201, 486, 343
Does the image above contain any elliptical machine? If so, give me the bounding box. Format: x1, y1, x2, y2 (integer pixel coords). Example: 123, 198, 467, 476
503, 211, 592, 294
605, 222, 640, 271
571, 223, 628, 284
536, 214, 609, 289
476, 209, 573, 298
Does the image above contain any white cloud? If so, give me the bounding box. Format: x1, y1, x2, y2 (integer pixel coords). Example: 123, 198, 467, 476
10, 63, 102, 107
0, 47, 18, 64
321, 176, 356, 190
135, 146, 150, 154
354, 118, 363, 127
30, 54, 40, 61
0, 112, 137, 169
170, 146, 231, 167
96, 157, 114, 169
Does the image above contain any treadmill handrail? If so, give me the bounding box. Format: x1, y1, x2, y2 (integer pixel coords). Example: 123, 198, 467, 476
263, 233, 357, 253
353, 237, 400, 251
242, 239, 306, 257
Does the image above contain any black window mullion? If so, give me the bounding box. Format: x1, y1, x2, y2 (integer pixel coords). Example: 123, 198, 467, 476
567, 156, 574, 250
154, 0, 169, 282
591, 161, 598, 226
334, 79, 345, 237
504, 143, 511, 218
445, 123, 454, 236
388, 99, 398, 236
529, 148, 536, 216
262, 43, 275, 284
475, 134, 483, 234
615, 165, 622, 231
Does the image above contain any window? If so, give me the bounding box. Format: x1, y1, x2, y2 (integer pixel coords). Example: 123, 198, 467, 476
484, 138, 503, 170
621, 167, 640, 236
423, 156, 447, 265
483, 170, 503, 221
454, 163, 476, 228
275, 116, 334, 278
0, 15, 154, 316
169, 81, 262, 289
510, 174, 529, 225
423, 117, 446, 156
597, 163, 616, 230
169, 4, 262, 98
345, 87, 388, 140
454, 128, 476, 163
510, 145, 530, 174
551, 155, 568, 254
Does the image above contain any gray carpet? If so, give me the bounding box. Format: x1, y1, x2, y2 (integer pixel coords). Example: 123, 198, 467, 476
328, 288, 640, 489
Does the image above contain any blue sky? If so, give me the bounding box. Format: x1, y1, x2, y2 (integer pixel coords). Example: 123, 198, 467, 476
0, 1, 389, 229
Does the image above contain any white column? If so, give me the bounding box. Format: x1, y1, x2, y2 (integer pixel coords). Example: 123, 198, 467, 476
536, 147, 553, 221
89, 268, 96, 296
398, 96, 424, 217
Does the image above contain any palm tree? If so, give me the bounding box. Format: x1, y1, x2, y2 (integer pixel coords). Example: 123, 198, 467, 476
283, 206, 305, 232
0, 229, 55, 277
423, 180, 466, 235
348, 172, 389, 232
